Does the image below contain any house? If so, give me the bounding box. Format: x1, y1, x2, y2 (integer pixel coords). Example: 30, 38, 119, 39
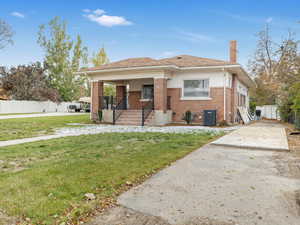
80, 40, 255, 126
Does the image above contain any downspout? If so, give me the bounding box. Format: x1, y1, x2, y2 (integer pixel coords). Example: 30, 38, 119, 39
223, 67, 226, 121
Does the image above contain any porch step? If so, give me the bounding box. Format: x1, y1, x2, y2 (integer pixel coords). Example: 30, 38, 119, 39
115, 110, 154, 126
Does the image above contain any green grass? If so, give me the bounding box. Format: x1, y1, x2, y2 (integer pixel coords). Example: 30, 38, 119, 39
0, 112, 44, 116
0, 132, 218, 225
0, 115, 91, 141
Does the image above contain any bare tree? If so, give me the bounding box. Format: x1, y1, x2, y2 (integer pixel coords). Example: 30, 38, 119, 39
0, 19, 14, 50
248, 25, 298, 105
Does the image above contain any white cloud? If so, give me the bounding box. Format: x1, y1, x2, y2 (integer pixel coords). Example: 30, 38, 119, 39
266, 17, 273, 23
83, 9, 133, 27
11, 11, 25, 18
93, 9, 105, 15
160, 51, 177, 58
175, 29, 215, 43
82, 9, 91, 13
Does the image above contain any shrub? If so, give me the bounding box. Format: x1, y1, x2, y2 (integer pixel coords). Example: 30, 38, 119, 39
98, 110, 102, 122
218, 120, 229, 127
182, 110, 193, 124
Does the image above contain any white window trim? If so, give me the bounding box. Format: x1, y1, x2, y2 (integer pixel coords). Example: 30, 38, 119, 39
181, 78, 211, 100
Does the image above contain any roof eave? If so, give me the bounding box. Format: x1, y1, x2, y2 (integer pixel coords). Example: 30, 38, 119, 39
77, 64, 239, 75
77, 65, 179, 76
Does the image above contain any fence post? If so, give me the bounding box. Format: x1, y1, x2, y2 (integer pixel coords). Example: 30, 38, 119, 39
113, 107, 116, 125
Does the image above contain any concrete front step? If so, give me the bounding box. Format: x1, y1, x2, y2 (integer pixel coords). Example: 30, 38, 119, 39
115, 110, 154, 125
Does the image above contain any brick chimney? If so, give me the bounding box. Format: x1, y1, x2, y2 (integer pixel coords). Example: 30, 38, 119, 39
230, 40, 237, 63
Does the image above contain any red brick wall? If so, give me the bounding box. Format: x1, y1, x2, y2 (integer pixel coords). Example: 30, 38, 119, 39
231, 74, 238, 123
116, 85, 126, 103
226, 87, 233, 123
167, 87, 230, 124
154, 78, 167, 112
91, 81, 103, 120
128, 91, 142, 109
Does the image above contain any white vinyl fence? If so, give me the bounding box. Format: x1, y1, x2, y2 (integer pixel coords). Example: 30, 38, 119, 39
256, 105, 280, 120
0, 100, 80, 114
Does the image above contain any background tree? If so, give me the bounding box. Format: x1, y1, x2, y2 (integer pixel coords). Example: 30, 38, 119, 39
104, 84, 116, 96
249, 26, 298, 104
0, 19, 14, 50
90, 46, 114, 96
38, 17, 88, 101
249, 25, 300, 124
91, 46, 109, 66
0, 62, 60, 101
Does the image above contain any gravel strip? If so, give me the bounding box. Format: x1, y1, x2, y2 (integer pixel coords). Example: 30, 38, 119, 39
0, 125, 240, 148
56, 124, 239, 135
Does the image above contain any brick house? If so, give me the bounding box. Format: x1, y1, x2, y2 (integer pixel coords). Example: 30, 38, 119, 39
80, 40, 255, 125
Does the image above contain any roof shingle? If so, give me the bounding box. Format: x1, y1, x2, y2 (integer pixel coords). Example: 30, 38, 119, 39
81, 55, 236, 72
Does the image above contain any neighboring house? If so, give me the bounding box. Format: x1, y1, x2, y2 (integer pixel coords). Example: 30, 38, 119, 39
80, 40, 255, 125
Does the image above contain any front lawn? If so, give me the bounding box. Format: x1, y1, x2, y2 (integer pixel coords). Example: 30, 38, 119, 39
0, 114, 91, 141
0, 132, 218, 225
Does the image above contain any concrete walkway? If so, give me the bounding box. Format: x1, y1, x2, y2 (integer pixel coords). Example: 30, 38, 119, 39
0, 112, 86, 120
114, 144, 300, 225
212, 121, 289, 151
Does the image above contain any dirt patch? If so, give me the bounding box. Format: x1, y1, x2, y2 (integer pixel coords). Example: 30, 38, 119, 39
0, 210, 17, 225
282, 190, 300, 217
272, 125, 300, 219
86, 206, 236, 225
0, 160, 26, 173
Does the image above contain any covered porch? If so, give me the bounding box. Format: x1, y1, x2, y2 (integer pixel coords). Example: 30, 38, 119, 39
91, 76, 172, 126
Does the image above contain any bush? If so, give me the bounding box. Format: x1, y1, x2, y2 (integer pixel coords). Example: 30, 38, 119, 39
218, 120, 229, 127
182, 110, 193, 124
98, 110, 102, 122
295, 111, 300, 130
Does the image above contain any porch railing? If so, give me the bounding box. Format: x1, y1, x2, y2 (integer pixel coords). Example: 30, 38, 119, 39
142, 99, 154, 126
113, 97, 127, 124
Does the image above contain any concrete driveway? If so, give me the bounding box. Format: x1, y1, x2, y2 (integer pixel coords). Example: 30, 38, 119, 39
212, 121, 289, 151
88, 121, 300, 225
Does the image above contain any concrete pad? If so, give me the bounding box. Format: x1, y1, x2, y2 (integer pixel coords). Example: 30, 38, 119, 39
118, 145, 300, 225
212, 126, 289, 151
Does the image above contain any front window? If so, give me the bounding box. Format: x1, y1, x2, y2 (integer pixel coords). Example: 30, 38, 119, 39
142, 85, 154, 99
183, 79, 209, 97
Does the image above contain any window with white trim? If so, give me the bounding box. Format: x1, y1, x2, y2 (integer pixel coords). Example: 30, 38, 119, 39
142, 85, 154, 99
183, 79, 209, 98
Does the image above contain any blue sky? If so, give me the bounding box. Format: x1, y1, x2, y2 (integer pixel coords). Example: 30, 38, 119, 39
1, 0, 300, 68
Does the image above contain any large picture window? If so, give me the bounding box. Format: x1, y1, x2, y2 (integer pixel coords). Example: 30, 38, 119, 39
183, 79, 209, 98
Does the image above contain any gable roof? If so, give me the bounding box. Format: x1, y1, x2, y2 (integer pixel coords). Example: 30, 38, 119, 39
81, 55, 236, 72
